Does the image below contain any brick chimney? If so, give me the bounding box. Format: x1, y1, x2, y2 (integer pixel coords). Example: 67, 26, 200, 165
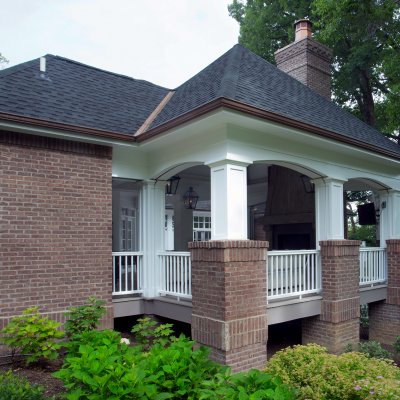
274, 19, 333, 99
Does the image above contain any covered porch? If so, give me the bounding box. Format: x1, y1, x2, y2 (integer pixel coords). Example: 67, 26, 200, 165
109, 108, 400, 370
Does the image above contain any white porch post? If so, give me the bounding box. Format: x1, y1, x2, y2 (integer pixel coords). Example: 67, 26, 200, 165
379, 190, 400, 245
314, 178, 345, 246
209, 160, 248, 240
141, 180, 165, 297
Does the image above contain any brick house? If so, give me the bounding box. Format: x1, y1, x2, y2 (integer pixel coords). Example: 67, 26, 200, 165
1, 20, 399, 371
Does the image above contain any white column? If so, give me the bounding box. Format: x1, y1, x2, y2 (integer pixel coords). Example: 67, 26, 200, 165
209, 160, 248, 240
140, 181, 165, 297
380, 190, 400, 244
315, 178, 345, 247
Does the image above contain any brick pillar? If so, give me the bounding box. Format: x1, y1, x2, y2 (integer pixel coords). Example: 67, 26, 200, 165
189, 240, 268, 372
369, 239, 400, 344
302, 240, 360, 353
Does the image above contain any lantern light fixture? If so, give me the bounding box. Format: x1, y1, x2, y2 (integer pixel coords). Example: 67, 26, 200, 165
300, 175, 315, 194
165, 175, 180, 196
183, 186, 199, 209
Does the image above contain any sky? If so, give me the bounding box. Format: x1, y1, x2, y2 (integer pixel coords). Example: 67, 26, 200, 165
1, 0, 240, 88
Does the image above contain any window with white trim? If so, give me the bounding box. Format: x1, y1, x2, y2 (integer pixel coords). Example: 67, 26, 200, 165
193, 211, 211, 241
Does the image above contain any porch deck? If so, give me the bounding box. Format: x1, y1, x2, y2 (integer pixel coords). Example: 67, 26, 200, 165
112, 247, 388, 324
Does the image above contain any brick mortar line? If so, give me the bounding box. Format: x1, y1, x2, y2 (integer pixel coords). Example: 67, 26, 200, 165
192, 314, 266, 324
0, 305, 113, 320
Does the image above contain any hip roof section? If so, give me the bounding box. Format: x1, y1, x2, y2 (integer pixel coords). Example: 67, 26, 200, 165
0, 45, 399, 158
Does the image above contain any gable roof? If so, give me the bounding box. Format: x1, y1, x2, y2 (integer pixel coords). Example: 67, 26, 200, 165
0, 45, 399, 158
0, 55, 170, 135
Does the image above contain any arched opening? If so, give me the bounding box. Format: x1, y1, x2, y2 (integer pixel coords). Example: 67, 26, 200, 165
344, 178, 391, 247
162, 164, 210, 251
249, 162, 325, 250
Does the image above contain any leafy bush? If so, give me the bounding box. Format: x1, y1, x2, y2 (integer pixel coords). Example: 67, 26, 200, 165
0, 307, 64, 364
54, 329, 144, 400
200, 368, 296, 399
394, 336, 400, 353
360, 304, 369, 328
55, 327, 295, 400
131, 316, 174, 350
141, 335, 222, 398
357, 340, 392, 359
64, 297, 106, 339
266, 344, 400, 400
0, 371, 50, 400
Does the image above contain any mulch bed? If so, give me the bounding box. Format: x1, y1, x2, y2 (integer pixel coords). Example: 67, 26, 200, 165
0, 357, 65, 398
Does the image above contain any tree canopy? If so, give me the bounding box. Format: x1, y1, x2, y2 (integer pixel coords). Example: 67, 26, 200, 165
0, 53, 8, 69
228, 0, 400, 142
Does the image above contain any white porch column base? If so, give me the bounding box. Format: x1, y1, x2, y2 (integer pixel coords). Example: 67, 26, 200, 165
209, 160, 248, 240
141, 181, 165, 297
379, 190, 400, 244
315, 178, 345, 246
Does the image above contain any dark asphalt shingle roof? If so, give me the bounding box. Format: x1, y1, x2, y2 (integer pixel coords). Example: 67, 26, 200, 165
151, 44, 400, 155
0, 55, 170, 134
0, 45, 399, 156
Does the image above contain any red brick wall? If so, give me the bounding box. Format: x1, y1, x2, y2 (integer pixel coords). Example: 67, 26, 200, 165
190, 240, 268, 372
302, 240, 360, 353
386, 239, 400, 305
0, 132, 113, 329
369, 302, 400, 344
275, 38, 333, 99
369, 239, 400, 344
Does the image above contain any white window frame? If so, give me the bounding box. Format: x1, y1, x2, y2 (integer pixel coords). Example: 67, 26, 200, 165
193, 211, 211, 241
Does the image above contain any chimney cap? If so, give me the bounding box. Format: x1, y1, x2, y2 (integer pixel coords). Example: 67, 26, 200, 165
294, 19, 312, 41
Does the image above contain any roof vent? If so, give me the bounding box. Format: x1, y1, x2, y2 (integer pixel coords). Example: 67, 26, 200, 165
40, 57, 46, 73
294, 19, 312, 41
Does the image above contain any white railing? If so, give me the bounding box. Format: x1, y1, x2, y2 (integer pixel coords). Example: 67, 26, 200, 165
112, 252, 143, 295
267, 250, 321, 300
158, 252, 192, 299
359, 247, 387, 286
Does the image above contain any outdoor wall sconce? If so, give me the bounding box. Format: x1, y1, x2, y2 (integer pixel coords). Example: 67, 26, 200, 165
183, 187, 199, 209
300, 175, 315, 194
165, 175, 180, 196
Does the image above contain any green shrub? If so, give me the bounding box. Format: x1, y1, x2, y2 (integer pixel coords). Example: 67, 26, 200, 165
54, 329, 145, 400
394, 336, 400, 353
0, 307, 64, 364
131, 316, 174, 350
357, 340, 392, 359
56, 328, 295, 400
64, 297, 106, 339
360, 304, 369, 328
266, 344, 400, 400
140, 335, 222, 398
200, 369, 296, 399
0, 371, 50, 400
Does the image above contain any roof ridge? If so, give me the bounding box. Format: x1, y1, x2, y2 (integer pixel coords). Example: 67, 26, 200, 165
50, 54, 172, 90
135, 91, 175, 136
219, 44, 243, 99
172, 44, 240, 91
0, 58, 39, 79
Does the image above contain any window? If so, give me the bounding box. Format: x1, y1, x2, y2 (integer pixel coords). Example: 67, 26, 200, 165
112, 179, 140, 252
121, 207, 137, 251
193, 211, 211, 241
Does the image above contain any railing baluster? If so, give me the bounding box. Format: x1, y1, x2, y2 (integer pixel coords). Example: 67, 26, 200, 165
119, 256, 122, 293
359, 248, 387, 286
267, 250, 321, 301
112, 252, 143, 295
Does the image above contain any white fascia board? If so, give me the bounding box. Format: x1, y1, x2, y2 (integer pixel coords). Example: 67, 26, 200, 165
224, 111, 400, 170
